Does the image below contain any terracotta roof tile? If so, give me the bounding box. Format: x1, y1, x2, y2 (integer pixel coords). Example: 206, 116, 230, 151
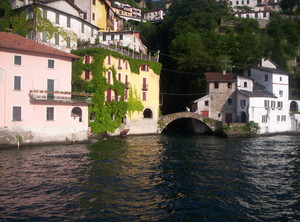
205, 72, 236, 82
0, 32, 80, 59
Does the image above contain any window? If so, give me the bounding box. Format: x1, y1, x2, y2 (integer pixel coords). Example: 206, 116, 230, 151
205, 100, 209, 106
111, 34, 114, 41
93, 0, 96, 5
14, 76, 21, 90
85, 71, 90, 80
71, 107, 82, 122
118, 73, 121, 81
271, 101, 275, 109
55, 12, 59, 24
118, 58, 122, 69
228, 82, 232, 88
281, 115, 286, 121
120, 34, 123, 40
67, 16, 71, 28
265, 74, 268, 81
66, 37, 71, 48
125, 61, 128, 69
214, 82, 219, 89
244, 82, 247, 87
91, 28, 94, 37
280, 77, 282, 81
92, 13, 95, 20
55, 33, 59, 45
46, 107, 54, 121
81, 23, 84, 33
262, 115, 268, 123
278, 101, 283, 109
107, 71, 111, 84
279, 90, 283, 97
240, 99, 246, 107
103, 35, 106, 41
125, 89, 128, 100
107, 55, 111, 65
264, 100, 269, 108
228, 98, 232, 105
48, 59, 54, 69
236, 0, 239, 5
85, 55, 91, 64
277, 115, 280, 121
142, 78, 147, 91
42, 30, 47, 42
43, 9, 47, 19
14, 55, 22, 65
141, 64, 149, 71
83, 12, 87, 20
12, 106, 21, 121
143, 91, 147, 101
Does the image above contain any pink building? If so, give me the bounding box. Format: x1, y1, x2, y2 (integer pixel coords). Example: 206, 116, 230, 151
0, 32, 90, 146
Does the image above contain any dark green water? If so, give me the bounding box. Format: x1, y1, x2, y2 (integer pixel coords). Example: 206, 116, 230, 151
0, 134, 299, 221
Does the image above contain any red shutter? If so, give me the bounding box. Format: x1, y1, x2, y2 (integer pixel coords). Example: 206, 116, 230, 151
125, 89, 128, 100
107, 89, 111, 101
143, 91, 146, 101
85, 71, 90, 80
118, 73, 121, 81
108, 55, 111, 65
107, 71, 111, 84
85, 55, 90, 64
115, 90, 118, 101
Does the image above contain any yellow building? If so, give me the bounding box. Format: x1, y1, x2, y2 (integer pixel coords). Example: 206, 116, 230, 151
74, 47, 161, 135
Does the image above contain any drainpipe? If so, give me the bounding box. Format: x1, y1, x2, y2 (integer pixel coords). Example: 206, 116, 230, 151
0, 68, 7, 127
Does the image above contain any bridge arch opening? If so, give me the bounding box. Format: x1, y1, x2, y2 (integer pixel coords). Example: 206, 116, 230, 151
161, 117, 213, 135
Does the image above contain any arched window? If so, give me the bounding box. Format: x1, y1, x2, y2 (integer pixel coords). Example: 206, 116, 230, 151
143, 108, 153, 119
290, 101, 298, 112
71, 107, 82, 122
244, 82, 247, 87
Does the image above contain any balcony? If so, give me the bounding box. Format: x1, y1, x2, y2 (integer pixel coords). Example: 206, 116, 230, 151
142, 84, 148, 91
125, 82, 131, 89
29, 90, 93, 103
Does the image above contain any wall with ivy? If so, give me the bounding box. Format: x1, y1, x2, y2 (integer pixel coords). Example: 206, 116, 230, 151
71, 47, 161, 133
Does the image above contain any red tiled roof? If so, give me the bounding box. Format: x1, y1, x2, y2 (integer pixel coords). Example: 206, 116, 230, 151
0, 32, 80, 59
205, 72, 236, 82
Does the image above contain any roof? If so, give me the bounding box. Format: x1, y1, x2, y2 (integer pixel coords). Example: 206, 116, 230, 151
251, 66, 289, 75
43, 0, 83, 13
205, 72, 236, 82
0, 32, 80, 59
239, 84, 277, 98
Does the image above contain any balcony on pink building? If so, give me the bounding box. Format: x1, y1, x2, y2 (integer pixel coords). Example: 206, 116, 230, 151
29, 90, 93, 103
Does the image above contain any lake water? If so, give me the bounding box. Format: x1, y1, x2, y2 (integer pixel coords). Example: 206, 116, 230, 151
0, 134, 300, 221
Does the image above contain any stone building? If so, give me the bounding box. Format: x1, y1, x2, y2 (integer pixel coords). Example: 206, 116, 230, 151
192, 72, 237, 123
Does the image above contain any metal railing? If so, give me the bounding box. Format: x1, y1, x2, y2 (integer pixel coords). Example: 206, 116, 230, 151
78, 43, 159, 62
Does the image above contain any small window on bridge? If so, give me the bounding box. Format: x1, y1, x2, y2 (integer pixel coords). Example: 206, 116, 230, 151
143, 108, 153, 118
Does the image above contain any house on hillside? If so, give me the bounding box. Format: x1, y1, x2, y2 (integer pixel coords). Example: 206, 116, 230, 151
192, 58, 300, 134
143, 9, 165, 22
192, 71, 237, 123
0, 32, 90, 146
74, 48, 160, 135
99, 31, 148, 55
9, 0, 99, 52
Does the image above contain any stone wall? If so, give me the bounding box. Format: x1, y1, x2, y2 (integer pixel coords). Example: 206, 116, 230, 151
209, 81, 236, 121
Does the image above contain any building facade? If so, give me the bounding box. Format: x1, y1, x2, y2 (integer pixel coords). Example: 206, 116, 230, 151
0, 32, 90, 146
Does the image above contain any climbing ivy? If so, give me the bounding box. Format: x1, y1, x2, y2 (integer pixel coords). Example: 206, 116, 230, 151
71, 48, 161, 133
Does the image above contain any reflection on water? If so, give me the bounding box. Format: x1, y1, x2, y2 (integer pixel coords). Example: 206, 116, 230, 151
0, 135, 299, 221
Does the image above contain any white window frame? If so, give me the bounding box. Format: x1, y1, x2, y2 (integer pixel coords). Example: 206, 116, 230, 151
12, 106, 22, 121
13, 75, 22, 91
46, 107, 54, 121
281, 115, 286, 122
279, 90, 283, 97
47, 59, 55, 69
14, 55, 22, 66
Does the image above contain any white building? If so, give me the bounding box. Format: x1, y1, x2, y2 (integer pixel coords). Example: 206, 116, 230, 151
99, 31, 148, 55
143, 9, 165, 22
9, 0, 99, 52
237, 58, 292, 133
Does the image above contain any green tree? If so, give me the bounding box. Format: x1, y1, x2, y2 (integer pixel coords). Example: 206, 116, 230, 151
0, 0, 11, 32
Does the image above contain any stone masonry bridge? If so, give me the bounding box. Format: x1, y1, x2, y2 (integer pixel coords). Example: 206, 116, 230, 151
158, 112, 223, 134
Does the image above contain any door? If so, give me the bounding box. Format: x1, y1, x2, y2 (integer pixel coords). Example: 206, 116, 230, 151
241, 111, 247, 123
47, 79, 54, 100
225, 113, 232, 123
201, 111, 209, 117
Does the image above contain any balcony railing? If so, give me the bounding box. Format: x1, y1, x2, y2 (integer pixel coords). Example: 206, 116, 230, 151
29, 90, 93, 103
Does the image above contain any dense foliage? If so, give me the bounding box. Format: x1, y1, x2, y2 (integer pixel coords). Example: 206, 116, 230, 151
140, 0, 300, 113
72, 48, 161, 133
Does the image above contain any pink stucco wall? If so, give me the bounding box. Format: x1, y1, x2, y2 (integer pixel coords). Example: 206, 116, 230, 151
0, 48, 89, 143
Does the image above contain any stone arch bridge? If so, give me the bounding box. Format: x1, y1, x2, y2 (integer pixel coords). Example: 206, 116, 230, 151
158, 112, 223, 134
